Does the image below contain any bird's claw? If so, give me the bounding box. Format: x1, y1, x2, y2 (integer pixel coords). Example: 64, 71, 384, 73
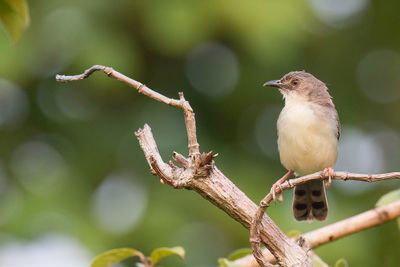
269, 170, 293, 203
270, 183, 284, 203
323, 167, 335, 187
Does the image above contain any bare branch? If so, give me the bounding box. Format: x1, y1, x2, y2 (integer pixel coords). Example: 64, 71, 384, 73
135, 125, 190, 189
260, 171, 400, 210
304, 199, 400, 248
135, 124, 309, 266
173, 151, 190, 168
235, 200, 400, 267
308, 251, 329, 267
56, 65, 200, 157
250, 170, 400, 266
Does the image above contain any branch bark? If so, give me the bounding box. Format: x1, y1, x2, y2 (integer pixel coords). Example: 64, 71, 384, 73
250, 172, 400, 266
136, 124, 306, 267
235, 199, 400, 266
56, 65, 400, 267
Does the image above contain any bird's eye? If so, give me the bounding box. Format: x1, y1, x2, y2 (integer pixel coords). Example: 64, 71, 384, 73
291, 79, 299, 86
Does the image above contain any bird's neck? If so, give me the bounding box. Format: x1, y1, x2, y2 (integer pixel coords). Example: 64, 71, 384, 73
283, 93, 310, 107
283, 91, 334, 109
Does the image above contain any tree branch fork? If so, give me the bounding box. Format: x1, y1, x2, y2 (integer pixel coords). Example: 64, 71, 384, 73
56, 65, 400, 267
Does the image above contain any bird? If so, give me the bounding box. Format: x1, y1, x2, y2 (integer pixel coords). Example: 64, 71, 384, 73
263, 71, 340, 221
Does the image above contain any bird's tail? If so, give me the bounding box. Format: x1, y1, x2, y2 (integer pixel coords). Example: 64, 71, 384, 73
292, 180, 328, 221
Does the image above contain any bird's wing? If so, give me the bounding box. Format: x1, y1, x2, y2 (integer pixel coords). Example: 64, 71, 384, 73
335, 110, 341, 141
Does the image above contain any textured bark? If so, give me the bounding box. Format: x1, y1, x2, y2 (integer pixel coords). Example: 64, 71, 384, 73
136, 125, 309, 267
250, 171, 400, 266
235, 200, 400, 266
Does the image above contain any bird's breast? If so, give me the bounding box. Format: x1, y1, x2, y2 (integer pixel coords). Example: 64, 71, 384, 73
277, 101, 338, 175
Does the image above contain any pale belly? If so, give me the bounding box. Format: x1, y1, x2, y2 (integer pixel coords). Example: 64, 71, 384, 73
277, 103, 338, 176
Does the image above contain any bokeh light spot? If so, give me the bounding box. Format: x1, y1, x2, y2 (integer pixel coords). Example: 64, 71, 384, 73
140, 103, 186, 152
0, 80, 28, 129
366, 123, 400, 171
92, 171, 147, 234
308, 0, 369, 28
55, 88, 98, 121
185, 42, 239, 98
255, 106, 281, 159
37, 82, 99, 122
37, 7, 90, 75
0, 234, 91, 267
357, 49, 400, 103
141, 1, 209, 55
335, 127, 384, 194
11, 141, 69, 194
336, 127, 384, 173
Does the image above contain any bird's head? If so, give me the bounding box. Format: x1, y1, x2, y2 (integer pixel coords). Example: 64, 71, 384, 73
263, 71, 330, 103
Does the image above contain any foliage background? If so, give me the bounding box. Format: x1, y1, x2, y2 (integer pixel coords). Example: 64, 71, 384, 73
0, 0, 399, 266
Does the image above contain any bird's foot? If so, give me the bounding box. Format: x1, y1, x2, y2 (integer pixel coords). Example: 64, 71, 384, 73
269, 170, 294, 203
322, 167, 335, 187
270, 182, 284, 202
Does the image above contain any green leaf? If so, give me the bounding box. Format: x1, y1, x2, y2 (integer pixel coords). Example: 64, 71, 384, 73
218, 258, 242, 267
91, 248, 144, 267
334, 258, 349, 267
218, 258, 230, 267
150, 246, 185, 265
227, 248, 252, 260
0, 0, 29, 41
376, 188, 400, 230
376, 189, 400, 207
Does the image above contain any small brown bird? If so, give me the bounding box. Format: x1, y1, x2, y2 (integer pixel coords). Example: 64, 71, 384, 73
264, 71, 340, 221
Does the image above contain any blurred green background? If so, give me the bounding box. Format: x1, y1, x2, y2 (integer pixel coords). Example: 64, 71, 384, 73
0, 0, 399, 266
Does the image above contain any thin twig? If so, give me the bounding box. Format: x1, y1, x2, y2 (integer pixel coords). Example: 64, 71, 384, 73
56, 65, 200, 157
250, 171, 400, 266
235, 200, 400, 266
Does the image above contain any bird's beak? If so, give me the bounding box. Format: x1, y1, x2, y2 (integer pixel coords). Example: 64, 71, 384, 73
263, 79, 282, 88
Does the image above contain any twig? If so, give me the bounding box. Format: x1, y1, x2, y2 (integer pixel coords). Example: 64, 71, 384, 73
56, 65, 200, 157
250, 171, 400, 266
56, 65, 310, 266
137, 251, 152, 267
234, 200, 400, 266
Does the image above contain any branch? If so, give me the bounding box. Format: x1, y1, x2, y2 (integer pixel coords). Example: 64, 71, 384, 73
257, 172, 400, 212
250, 171, 400, 266
56, 65, 200, 157
308, 251, 329, 267
56, 65, 310, 267
135, 124, 306, 266
235, 199, 400, 267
